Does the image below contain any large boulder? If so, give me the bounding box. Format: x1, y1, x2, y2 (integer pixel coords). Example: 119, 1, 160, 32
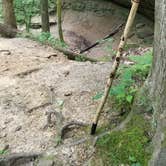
111, 0, 154, 20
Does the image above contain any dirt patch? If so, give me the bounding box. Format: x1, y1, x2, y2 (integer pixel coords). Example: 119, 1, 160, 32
0, 37, 113, 165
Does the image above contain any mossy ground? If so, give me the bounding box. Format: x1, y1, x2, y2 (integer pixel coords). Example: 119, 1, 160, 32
94, 115, 152, 166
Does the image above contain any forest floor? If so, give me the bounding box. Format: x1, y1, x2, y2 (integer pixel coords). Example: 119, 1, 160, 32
0, 37, 117, 165
0, 1, 154, 165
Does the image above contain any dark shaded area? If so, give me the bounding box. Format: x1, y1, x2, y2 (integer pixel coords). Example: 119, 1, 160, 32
111, 0, 154, 21
0, 23, 17, 38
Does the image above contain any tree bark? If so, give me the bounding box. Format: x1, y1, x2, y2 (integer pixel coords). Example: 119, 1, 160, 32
2, 0, 17, 29
148, 0, 166, 165
57, 0, 64, 42
0, 23, 17, 38
41, 0, 50, 32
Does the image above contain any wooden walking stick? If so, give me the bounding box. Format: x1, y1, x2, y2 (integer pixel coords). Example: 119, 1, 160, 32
90, 0, 140, 135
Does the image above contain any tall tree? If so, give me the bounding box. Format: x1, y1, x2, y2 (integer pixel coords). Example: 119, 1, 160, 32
148, 0, 166, 165
41, 0, 50, 32
2, 0, 17, 29
56, 0, 64, 42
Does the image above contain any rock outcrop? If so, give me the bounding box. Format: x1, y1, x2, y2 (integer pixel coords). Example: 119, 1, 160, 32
112, 0, 154, 20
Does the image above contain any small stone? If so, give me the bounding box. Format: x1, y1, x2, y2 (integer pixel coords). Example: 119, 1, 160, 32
47, 53, 58, 59
0, 133, 7, 138
15, 126, 22, 132
64, 91, 72, 96
1, 50, 11, 56
63, 71, 70, 77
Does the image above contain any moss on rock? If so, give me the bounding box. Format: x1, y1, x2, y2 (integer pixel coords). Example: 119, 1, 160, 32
94, 115, 152, 166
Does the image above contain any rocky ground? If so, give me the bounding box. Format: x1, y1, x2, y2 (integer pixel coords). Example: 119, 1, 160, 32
0, 37, 116, 165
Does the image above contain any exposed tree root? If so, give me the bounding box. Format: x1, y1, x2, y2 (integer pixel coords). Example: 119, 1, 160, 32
0, 153, 41, 165
27, 102, 52, 113
61, 121, 89, 138
45, 110, 89, 139
14, 67, 41, 78
68, 111, 133, 147
53, 46, 98, 62
92, 110, 133, 146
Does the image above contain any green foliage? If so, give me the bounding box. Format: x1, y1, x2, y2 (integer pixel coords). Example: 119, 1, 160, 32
0, 149, 8, 155
14, 0, 40, 25
48, 35, 67, 48
96, 115, 152, 166
37, 32, 51, 43
128, 52, 153, 79
0, 0, 55, 27
92, 51, 152, 111
36, 32, 68, 48
109, 51, 152, 110
93, 92, 103, 100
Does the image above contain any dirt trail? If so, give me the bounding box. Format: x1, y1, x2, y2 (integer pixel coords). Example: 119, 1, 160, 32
0, 37, 113, 165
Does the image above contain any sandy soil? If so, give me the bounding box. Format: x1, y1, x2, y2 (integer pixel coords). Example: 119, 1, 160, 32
0, 37, 114, 165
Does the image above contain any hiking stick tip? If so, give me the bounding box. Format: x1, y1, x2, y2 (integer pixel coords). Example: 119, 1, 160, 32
90, 123, 97, 135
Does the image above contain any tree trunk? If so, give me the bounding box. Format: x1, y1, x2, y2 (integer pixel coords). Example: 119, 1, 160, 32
56, 0, 64, 42
41, 0, 50, 32
148, 0, 166, 165
2, 0, 17, 29
0, 23, 17, 38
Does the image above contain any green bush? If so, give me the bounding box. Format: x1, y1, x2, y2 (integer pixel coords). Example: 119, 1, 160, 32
14, 0, 40, 24
93, 51, 153, 111
110, 51, 152, 109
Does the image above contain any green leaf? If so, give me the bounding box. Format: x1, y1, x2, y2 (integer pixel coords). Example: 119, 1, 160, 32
56, 99, 64, 108
93, 92, 103, 100
126, 95, 133, 103
129, 155, 137, 162
0, 149, 7, 155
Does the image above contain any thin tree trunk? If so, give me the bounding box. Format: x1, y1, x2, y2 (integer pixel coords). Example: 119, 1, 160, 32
2, 0, 17, 29
41, 0, 50, 32
56, 0, 64, 42
148, 0, 166, 165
